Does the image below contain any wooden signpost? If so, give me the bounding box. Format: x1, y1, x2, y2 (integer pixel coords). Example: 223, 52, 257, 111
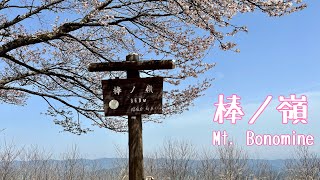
102, 77, 163, 116
88, 54, 174, 180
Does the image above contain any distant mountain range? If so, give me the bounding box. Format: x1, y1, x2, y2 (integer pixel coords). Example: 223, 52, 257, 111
19, 158, 286, 170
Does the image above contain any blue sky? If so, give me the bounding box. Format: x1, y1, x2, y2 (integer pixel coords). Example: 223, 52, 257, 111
1, 1, 320, 159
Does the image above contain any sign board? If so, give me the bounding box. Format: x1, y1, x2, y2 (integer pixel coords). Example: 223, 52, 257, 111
102, 77, 163, 116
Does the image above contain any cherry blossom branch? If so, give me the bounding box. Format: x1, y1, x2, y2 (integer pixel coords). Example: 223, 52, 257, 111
0, 0, 65, 30
0, 0, 307, 134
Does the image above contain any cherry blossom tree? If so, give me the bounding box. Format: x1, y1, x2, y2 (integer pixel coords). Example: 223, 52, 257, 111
0, 0, 306, 134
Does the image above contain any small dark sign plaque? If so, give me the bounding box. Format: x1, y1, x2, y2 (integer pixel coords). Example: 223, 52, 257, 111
102, 77, 163, 116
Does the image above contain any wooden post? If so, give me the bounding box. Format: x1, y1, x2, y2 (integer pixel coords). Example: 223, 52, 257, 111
88, 54, 174, 180
126, 54, 144, 180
